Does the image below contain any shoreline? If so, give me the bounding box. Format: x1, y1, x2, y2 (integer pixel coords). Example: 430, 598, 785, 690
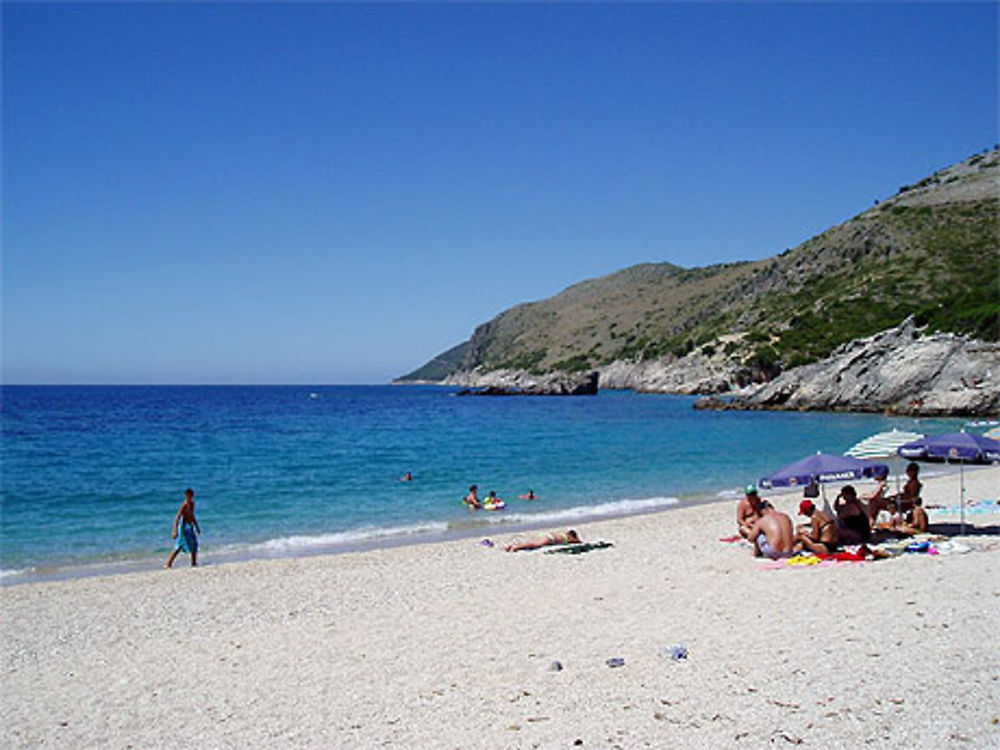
4, 462, 993, 587
3, 465, 998, 749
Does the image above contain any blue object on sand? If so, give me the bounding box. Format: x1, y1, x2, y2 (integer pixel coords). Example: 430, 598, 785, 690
665, 644, 688, 660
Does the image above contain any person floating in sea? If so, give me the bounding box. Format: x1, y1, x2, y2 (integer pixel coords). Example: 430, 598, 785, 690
463, 485, 482, 510
737, 484, 770, 539
483, 490, 505, 510
519, 489, 538, 500
794, 499, 839, 555
401, 471, 413, 482
505, 529, 580, 552
165, 488, 201, 568
747, 505, 795, 559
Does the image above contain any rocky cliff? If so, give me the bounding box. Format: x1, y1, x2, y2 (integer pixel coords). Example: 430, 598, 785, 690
698, 318, 1000, 416
398, 147, 1000, 415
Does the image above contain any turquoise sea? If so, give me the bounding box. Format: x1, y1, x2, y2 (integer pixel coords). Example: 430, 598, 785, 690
0, 385, 966, 582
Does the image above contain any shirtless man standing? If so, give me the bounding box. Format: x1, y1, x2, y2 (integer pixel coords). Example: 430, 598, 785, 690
165, 488, 201, 568
747, 505, 795, 559
794, 499, 839, 555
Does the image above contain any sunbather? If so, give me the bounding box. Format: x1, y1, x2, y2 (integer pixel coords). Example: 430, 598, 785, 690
891, 499, 929, 536
505, 529, 580, 552
794, 499, 839, 555
862, 466, 890, 524
835, 485, 871, 545
894, 462, 922, 511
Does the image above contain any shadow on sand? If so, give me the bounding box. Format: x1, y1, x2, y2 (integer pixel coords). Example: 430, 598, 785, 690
927, 522, 1000, 537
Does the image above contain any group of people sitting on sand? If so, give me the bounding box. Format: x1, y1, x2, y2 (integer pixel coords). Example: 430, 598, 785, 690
737, 463, 928, 560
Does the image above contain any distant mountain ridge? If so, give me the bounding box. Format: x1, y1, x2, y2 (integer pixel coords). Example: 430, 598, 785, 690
398, 147, 999, 408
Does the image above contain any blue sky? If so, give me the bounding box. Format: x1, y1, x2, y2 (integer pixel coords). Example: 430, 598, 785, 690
4, 2, 997, 384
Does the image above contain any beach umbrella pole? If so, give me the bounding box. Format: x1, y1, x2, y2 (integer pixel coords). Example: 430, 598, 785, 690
960, 460, 966, 535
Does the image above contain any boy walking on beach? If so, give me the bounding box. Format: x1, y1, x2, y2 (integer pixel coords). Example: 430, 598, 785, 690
165, 488, 201, 568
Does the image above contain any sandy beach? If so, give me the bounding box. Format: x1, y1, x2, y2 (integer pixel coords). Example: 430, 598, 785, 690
2, 466, 998, 749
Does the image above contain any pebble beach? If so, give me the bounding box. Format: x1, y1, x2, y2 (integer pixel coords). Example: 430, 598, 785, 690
2, 465, 998, 749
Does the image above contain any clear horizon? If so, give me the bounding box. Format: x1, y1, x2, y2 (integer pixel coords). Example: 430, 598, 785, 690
4, 2, 997, 385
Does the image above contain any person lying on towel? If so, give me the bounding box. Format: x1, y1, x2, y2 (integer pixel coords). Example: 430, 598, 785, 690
505, 529, 580, 552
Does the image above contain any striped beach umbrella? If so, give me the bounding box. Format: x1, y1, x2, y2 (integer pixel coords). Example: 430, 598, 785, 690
845, 429, 925, 459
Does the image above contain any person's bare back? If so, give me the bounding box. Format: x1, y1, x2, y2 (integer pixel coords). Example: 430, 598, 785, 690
750, 507, 795, 559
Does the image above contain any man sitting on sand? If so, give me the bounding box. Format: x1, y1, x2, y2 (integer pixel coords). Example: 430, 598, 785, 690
737, 485, 771, 539
505, 529, 580, 552
747, 505, 795, 560
794, 499, 839, 555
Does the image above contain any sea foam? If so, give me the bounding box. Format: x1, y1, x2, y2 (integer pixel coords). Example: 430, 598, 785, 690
237, 521, 451, 555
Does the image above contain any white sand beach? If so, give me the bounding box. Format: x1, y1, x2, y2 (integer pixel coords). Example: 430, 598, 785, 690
2, 466, 998, 749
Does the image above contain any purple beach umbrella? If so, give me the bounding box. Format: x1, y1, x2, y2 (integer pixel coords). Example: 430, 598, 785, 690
897, 431, 1000, 463
759, 452, 889, 489
897, 431, 1000, 533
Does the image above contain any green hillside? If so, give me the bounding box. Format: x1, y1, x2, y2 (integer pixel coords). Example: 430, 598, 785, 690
399, 147, 999, 382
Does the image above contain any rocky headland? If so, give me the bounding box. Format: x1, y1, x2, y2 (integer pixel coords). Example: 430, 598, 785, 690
452, 370, 598, 396
399, 148, 999, 416
694, 318, 1000, 415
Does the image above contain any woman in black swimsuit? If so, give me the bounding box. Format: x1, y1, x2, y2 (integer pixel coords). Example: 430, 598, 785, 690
835, 485, 871, 544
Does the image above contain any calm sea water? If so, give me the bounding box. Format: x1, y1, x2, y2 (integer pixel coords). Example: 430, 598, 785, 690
0, 385, 963, 580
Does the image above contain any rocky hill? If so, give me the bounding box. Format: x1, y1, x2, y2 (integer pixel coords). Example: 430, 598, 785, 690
696, 317, 1000, 416
397, 148, 999, 414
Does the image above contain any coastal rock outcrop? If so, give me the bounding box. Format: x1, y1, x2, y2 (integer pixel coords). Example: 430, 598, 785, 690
597, 354, 766, 395
444, 319, 999, 415
448, 369, 599, 396
721, 318, 1000, 416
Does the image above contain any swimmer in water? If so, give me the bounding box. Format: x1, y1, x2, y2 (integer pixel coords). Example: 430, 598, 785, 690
464, 485, 482, 510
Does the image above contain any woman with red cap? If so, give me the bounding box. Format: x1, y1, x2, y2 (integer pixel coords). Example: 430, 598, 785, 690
794, 498, 839, 555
